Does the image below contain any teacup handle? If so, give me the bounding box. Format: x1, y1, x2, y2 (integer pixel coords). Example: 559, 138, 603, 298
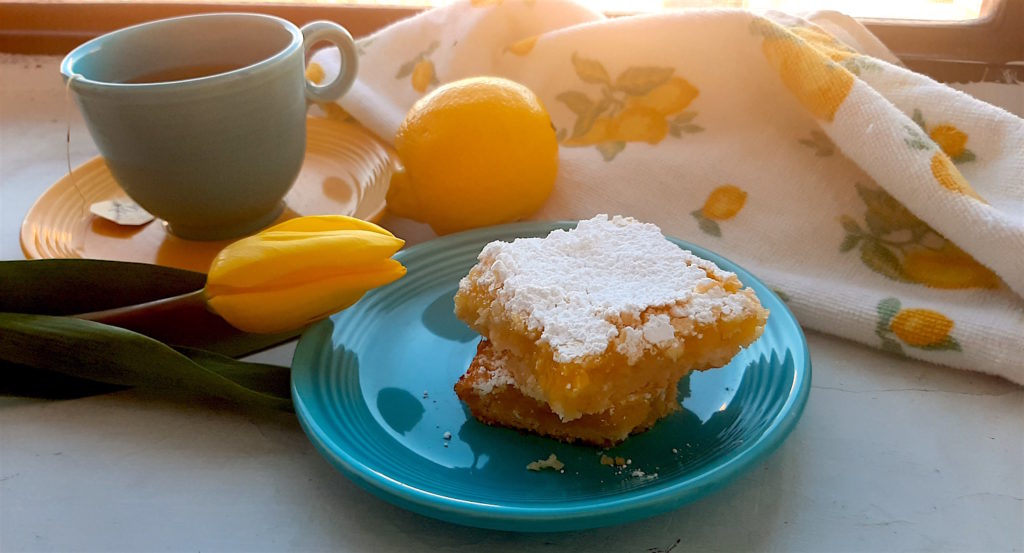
301, 21, 358, 103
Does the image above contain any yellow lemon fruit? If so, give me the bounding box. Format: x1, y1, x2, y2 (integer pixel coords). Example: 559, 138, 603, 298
411, 59, 434, 93
388, 76, 558, 235
761, 36, 854, 122
890, 308, 954, 347
929, 124, 968, 158
930, 153, 983, 201
610, 106, 668, 144
701, 185, 748, 220
563, 117, 614, 147
901, 245, 1000, 289
626, 76, 699, 116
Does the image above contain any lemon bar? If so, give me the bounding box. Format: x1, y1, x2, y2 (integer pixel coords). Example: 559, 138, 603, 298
454, 215, 767, 422
455, 340, 680, 446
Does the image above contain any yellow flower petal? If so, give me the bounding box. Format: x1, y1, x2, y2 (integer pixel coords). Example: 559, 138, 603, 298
209, 259, 406, 334
207, 230, 404, 292
263, 214, 395, 236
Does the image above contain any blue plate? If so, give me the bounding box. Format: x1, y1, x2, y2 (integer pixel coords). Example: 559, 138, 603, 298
292, 221, 811, 532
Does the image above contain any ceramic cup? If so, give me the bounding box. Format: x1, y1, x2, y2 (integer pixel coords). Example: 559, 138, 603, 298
60, 13, 358, 240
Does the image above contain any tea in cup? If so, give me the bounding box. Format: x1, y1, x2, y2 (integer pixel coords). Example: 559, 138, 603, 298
61, 13, 358, 240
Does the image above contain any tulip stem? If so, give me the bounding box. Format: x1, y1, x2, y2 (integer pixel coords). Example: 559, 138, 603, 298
72, 289, 298, 358
75, 289, 210, 327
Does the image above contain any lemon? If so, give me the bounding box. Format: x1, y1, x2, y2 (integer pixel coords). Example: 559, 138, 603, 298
701, 185, 748, 220
930, 153, 982, 200
890, 308, 954, 347
387, 76, 559, 235
626, 76, 699, 116
760, 35, 854, 122
901, 244, 1000, 289
611, 106, 668, 144
411, 60, 434, 93
929, 124, 968, 159
563, 116, 614, 146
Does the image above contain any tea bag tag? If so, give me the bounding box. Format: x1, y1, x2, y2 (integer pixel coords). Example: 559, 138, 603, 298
89, 198, 156, 226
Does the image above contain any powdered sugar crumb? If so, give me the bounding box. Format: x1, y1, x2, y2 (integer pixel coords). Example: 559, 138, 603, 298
472, 349, 516, 396
465, 215, 756, 362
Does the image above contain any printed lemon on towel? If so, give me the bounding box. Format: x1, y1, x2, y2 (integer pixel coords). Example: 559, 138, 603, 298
387, 76, 559, 235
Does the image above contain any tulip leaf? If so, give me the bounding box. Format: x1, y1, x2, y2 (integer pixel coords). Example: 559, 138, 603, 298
0, 313, 291, 410
0, 259, 298, 357
0, 259, 204, 315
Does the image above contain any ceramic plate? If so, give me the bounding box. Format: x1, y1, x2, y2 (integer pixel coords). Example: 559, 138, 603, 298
292, 221, 811, 532
20, 116, 393, 273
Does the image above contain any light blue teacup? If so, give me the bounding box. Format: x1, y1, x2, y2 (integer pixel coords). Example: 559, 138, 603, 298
61, 13, 358, 240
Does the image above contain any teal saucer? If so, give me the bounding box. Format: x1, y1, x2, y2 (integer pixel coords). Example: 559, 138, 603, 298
291, 221, 811, 532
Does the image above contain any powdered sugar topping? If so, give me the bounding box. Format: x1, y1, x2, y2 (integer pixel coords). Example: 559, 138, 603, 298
465, 215, 757, 362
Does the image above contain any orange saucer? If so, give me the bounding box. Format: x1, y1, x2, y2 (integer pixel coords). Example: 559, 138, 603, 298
21, 117, 394, 274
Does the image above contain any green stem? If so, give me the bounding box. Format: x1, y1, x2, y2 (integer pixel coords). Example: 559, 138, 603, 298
75, 290, 298, 358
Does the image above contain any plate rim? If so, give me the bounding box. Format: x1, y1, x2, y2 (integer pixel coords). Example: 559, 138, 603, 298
292, 220, 812, 531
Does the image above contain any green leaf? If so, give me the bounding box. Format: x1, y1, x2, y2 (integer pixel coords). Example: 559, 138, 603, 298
614, 66, 674, 96
0, 313, 291, 409
911, 109, 927, 131
798, 138, 818, 148
0, 259, 297, 358
842, 59, 862, 76
0, 259, 204, 315
839, 215, 862, 234
424, 40, 440, 55
691, 211, 722, 237
672, 111, 698, 125
571, 52, 611, 84
394, 58, 418, 79
1, 362, 125, 399
953, 149, 976, 164
571, 97, 611, 140
555, 90, 594, 116
917, 336, 962, 352
865, 211, 893, 236
811, 130, 835, 155
905, 138, 930, 150
681, 124, 704, 133
860, 240, 905, 281
839, 234, 861, 252
880, 336, 905, 357
853, 183, 923, 235
876, 297, 901, 327
596, 141, 626, 161
668, 125, 682, 138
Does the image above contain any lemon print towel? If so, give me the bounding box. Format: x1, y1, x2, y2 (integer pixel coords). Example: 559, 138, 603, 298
312, 0, 1024, 385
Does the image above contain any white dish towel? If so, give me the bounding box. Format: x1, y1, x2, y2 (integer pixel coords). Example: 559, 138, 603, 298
312, 0, 1024, 385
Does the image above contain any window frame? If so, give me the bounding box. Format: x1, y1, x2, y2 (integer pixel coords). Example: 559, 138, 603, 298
0, 0, 1020, 82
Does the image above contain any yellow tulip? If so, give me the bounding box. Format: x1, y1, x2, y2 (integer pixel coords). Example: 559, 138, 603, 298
205, 215, 406, 334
